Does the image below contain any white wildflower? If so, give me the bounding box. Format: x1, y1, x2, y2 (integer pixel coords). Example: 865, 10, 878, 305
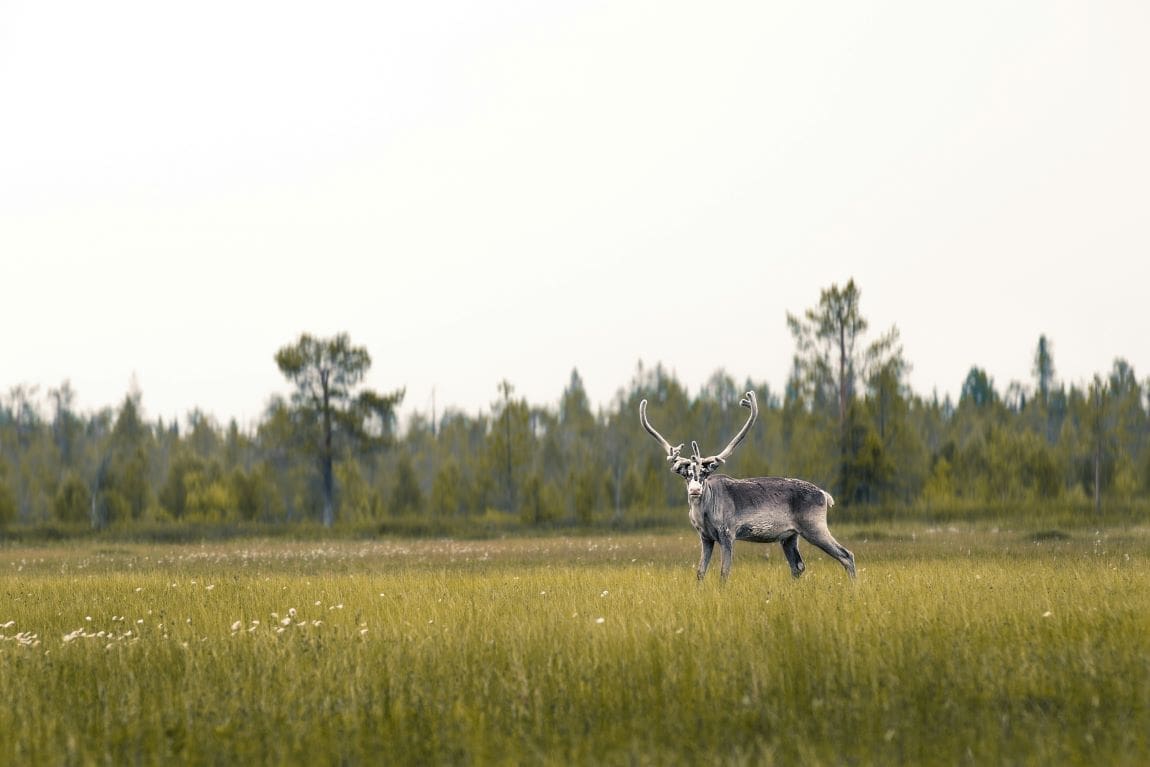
230, 621, 242, 632
596, 617, 606, 625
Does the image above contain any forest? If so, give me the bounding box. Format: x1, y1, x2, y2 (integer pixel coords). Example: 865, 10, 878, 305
2, 281, 1148, 537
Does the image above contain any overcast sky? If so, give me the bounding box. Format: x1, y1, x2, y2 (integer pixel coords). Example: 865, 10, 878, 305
2, 1, 1147, 428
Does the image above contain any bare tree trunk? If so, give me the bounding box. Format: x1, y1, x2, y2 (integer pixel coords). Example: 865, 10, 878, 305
838, 322, 848, 435
90, 457, 109, 530
322, 452, 335, 528
321, 372, 335, 528
1094, 445, 1102, 516
612, 462, 624, 522
505, 410, 514, 513
838, 321, 850, 496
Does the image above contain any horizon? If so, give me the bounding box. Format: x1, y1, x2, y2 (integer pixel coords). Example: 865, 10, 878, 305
3, 330, 1142, 433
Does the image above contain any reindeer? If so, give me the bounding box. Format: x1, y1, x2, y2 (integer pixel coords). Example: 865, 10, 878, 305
640, 391, 856, 581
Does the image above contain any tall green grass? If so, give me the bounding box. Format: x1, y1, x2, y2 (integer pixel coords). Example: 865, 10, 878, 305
2, 528, 1147, 765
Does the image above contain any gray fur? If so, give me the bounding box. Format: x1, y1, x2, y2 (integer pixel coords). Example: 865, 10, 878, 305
641, 390, 856, 581
688, 474, 856, 580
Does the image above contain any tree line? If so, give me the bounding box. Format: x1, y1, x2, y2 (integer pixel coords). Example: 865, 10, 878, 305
2, 281, 1148, 534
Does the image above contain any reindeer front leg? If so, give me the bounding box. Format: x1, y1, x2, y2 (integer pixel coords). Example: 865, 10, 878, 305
697, 536, 715, 580
718, 530, 735, 580
713, 533, 731, 581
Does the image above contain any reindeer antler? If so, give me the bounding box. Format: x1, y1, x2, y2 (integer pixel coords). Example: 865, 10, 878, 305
698, 391, 758, 468
639, 399, 683, 462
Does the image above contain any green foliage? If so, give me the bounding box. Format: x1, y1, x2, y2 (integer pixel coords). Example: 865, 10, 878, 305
333, 459, 372, 523
570, 467, 599, 525
961, 366, 998, 408
229, 466, 271, 521
51, 473, 90, 524
389, 454, 423, 516
159, 450, 203, 518
274, 332, 404, 526
519, 472, 561, 525
953, 426, 1062, 503
101, 392, 152, 522
921, 454, 954, 507
786, 280, 907, 496
184, 471, 235, 521
430, 457, 462, 518
483, 380, 532, 516
3, 310, 1150, 535
842, 412, 895, 504
0, 476, 15, 528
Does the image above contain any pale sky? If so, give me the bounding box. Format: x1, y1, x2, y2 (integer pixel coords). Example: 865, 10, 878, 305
2, 1, 1148, 429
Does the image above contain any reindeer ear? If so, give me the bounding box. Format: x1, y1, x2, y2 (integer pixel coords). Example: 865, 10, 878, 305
671, 458, 692, 478
700, 458, 723, 476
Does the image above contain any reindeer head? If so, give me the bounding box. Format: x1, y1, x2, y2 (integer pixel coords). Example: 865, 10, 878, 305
639, 391, 758, 501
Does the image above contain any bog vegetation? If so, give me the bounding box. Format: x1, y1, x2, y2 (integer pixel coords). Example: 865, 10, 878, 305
1, 529, 1147, 764
1, 280, 1148, 536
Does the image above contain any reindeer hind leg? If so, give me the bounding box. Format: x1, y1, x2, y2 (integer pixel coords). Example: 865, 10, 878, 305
800, 524, 856, 579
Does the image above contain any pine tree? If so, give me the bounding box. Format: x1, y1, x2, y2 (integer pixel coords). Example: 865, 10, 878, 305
274, 333, 404, 526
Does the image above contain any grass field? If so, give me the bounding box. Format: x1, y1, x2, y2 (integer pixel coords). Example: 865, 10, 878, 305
2, 524, 1148, 765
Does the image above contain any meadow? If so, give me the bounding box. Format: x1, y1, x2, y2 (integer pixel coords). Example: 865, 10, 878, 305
1, 524, 1147, 765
